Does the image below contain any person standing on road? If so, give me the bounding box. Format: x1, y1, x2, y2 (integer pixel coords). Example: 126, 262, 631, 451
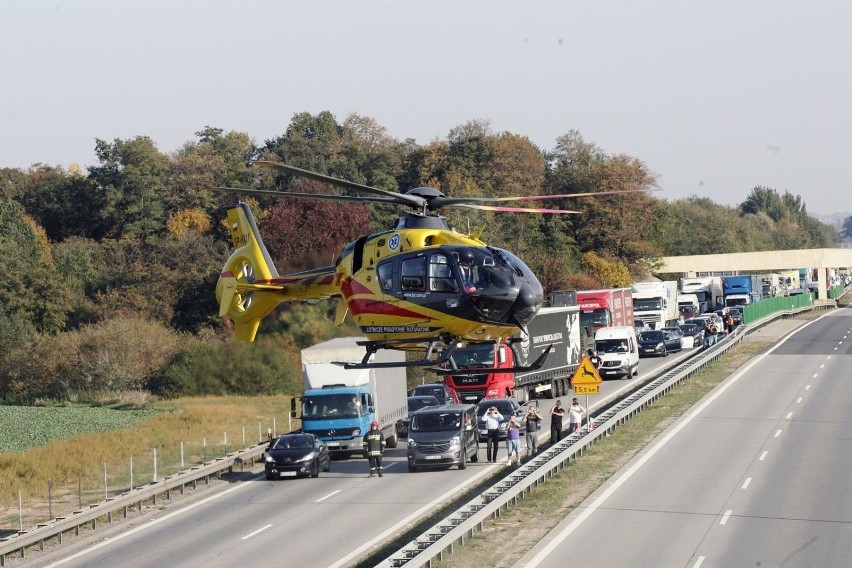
550, 400, 565, 445
524, 403, 542, 456
483, 405, 504, 463
568, 398, 585, 435
505, 415, 521, 466
362, 420, 386, 477
587, 349, 602, 371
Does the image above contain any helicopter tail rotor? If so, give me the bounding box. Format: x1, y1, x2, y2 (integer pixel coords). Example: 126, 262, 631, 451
216, 203, 286, 340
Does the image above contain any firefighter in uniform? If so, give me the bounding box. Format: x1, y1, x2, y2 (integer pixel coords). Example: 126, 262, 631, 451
362, 420, 386, 477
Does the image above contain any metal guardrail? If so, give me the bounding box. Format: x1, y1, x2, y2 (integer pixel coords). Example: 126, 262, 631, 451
382, 304, 829, 567
0, 443, 268, 566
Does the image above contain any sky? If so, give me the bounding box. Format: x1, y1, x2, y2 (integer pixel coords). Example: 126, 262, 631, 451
2, 1, 850, 214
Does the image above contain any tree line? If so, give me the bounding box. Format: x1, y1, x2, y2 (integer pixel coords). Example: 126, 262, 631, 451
0, 112, 837, 404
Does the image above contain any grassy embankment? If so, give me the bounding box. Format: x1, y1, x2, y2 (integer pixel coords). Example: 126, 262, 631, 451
0, 396, 295, 532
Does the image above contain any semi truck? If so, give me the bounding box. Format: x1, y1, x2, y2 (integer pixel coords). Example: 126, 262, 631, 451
292, 337, 408, 456
679, 276, 722, 313
676, 293, 700, 320
722, 275, 755, 307
631, 281, 679, 329
443, 306, 582, 404
576, 288, 634, 331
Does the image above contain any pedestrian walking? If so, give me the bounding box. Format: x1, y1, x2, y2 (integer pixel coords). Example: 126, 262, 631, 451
524, 403, 542, 456
483, 405, 503, 462
550, 400, 565, 445
362, 420, 385, 477
568, 398, 585, 435
505, 415, 521, 466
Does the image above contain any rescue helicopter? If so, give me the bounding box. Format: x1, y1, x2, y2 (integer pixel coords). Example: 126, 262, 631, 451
215, 161, 647, 369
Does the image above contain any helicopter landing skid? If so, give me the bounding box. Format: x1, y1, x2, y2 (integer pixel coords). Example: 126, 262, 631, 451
334, 337, 459, 370
429, 343, 553, 376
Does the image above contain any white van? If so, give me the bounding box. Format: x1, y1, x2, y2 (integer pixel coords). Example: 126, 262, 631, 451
594, 326, 639, 379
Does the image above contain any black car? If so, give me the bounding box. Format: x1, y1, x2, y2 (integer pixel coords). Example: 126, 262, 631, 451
728, 307, 743, 326
659, 327, 685, 352
264, 433, 330, 480
397, 395, 442, 438
637, 329, 681, 357
410, 383, 460, 405
475, 398, 525, 441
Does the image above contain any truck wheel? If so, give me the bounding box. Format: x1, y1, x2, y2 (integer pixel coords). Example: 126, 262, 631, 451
458, 446, 468, 470
386, 433, 398, 449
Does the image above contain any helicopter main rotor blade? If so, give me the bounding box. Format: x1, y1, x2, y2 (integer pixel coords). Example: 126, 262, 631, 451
209, 186, 407, 206
432, 187, 657, 208
449, 203, 581, 214
256, 161, 425, 208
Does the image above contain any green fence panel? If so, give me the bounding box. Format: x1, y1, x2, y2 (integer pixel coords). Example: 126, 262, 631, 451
828, 284, 845, 299
742, 293, 813, 325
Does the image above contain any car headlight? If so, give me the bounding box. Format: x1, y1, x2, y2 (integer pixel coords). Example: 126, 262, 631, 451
265, 455, 274, 463
297, 452, 316, 462
449, 435, 461, 447
408, 438, 417, 448
657, 342, 664, 350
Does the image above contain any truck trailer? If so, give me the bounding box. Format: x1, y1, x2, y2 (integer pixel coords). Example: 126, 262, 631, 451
576, 288, 634, 331
293, 337, 408, 456
443, 306, 582, 404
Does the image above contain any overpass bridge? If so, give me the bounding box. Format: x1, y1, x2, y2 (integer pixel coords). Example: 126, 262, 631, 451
655, 248, 852, 300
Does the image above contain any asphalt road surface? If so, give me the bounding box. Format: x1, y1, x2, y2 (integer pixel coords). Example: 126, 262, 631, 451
517, 308, 852, 568
22, 341, 699, 568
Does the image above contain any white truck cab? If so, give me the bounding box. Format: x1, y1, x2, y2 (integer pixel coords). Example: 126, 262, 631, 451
594, 326, 639, 379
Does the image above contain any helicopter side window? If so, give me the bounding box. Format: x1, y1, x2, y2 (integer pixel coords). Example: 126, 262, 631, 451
401, 257, 426, 292
429, 254, 458, 293
377, 262, 394, 292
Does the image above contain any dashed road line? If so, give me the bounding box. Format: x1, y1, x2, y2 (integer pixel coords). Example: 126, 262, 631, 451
241, 523, 272, 540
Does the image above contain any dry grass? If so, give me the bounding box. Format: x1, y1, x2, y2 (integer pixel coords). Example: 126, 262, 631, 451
0, 395, 297, 533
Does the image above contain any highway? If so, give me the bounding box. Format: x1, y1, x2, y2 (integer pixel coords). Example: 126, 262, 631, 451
518, 308, 852, 567
24, 343, 697, 568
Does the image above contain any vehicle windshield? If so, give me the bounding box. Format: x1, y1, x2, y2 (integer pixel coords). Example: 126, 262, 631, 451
301, 394, 363, 420
272, 435, 313, 450
477, 402, 514, 417
596, 339, 629, 353
639, 331, 664, 341
410, 411, 463, 432
580, 309, 610, 327
450, 343, 495, 367
679, 324, 697, 334
634, 298, 664, 310
408, 397, 441, 412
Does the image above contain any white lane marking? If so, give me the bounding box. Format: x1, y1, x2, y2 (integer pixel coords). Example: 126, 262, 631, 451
759, 451, 768, 461
820, 364, 826, 368
805, 385, 811, 390
519, 314, 829, 568
384, 461, 398, 470
786, 412, 793, 419
328, 464, 497, 568
834, 347, 838, 351
742, 477, 752, 489
693, 556, 706, 567
796, 397, 803, 404
827, 356, 832, 360
720, 510, 733, 525
241, 523, 272, 540
316, 490, 341, 502
46, 474, 261, 567
774, 429, 782, 438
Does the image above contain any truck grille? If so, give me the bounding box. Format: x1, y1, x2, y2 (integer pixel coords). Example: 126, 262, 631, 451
417, 441, 451, 454
456, 388, 486, 403
307, 429, 351, 439
602, 360, 621, 368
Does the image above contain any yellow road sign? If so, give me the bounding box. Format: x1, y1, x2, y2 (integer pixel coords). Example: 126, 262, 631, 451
571, 355, 603, 386
574, 384, 600, 395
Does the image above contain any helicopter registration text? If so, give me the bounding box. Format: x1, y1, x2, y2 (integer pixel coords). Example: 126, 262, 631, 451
362, 326, 436, 334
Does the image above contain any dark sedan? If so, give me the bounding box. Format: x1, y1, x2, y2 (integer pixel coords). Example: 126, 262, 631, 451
397, 395, 443, 438
728, 307, 743, 326
638, 329, 681, 357
265, 433, 330, 480
410, 383, 460, 405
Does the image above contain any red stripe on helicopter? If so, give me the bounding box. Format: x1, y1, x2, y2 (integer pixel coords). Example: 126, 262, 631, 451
220, 271, 235, 278
340, 279, 373, 297
347, 299, 430, 320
